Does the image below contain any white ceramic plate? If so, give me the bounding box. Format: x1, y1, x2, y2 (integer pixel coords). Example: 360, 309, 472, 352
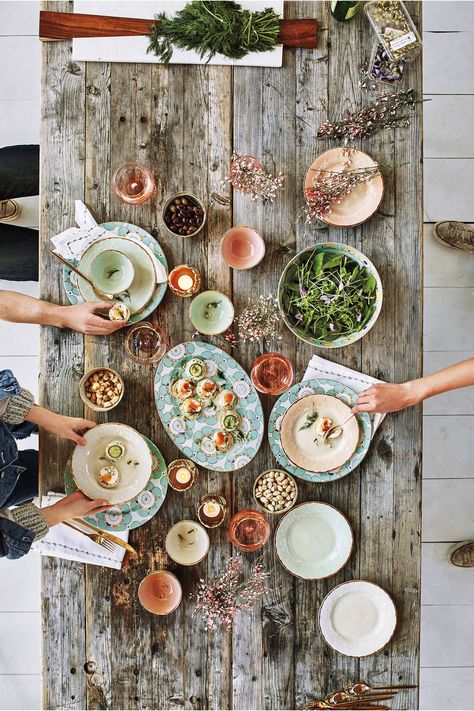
280, 394, 360, 473
71, 423, 153, 505
77, 235, 157, 314
165, 520, 210, 566
276, 502, 353, 579
319, 580, 397, 657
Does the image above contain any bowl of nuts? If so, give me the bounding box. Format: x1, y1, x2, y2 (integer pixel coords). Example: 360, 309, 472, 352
253, 469, 298, 515
79, 367, 124, 412
162, 192, 206, 238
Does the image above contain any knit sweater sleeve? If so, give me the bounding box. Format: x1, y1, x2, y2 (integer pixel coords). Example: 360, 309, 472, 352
1, 503, 49, 542
0, 388, 35, 425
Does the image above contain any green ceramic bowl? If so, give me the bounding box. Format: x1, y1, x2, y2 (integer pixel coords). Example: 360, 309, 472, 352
189, 290, 234, 335
278, 243, 383, 349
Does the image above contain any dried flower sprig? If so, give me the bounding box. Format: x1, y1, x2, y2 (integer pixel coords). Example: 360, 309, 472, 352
224, 153, 285, 202
305, 165, 382, 222
194, 556, 270, 630
224, 294, 282, 345
317, 89, 418, 142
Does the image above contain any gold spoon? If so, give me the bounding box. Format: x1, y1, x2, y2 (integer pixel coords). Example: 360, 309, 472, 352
49, 249, 114, 301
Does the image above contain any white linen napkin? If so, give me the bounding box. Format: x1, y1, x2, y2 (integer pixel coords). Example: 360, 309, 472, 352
303, 354, 386, 436
50, 200, 167, 283
33, 493, 129, 569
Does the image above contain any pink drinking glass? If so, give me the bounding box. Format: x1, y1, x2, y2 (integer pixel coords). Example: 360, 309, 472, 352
251, 353, 294, 396
228, 509, 270, 552
113, 162, 155, 205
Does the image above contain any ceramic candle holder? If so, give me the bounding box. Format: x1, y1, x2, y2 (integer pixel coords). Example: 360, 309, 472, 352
168, 265, 201, 297
138, 570, 182, 615
197, 494, 228, 528
167, 459, 198, 491
220, 226, 266, 270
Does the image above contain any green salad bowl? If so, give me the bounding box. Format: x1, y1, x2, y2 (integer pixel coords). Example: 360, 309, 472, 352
278, 243, 383, 349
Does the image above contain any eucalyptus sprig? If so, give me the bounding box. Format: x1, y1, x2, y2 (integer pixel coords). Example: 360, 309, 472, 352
147, 0, 281, 64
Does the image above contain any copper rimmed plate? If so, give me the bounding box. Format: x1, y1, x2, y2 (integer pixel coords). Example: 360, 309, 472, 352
280, 394, 359, 473
319, 580, 397, 657
276, 502, 353, 579
304, 148, 383, 227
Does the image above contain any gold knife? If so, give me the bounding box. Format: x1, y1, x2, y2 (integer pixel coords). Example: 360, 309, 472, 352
73, 518, 137, 556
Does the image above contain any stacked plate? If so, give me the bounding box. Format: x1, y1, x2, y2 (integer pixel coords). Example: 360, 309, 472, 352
65, 423, 168, 531
62, 222, 168, 323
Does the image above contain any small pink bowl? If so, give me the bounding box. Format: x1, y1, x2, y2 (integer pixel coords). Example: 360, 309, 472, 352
220, 226, 265, 270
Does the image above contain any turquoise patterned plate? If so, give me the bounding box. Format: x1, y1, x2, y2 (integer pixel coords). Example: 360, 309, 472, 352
62, 222, 168, 323
154, 341, 264, 472
65, 436, 168, 531
268, 378, 371, 483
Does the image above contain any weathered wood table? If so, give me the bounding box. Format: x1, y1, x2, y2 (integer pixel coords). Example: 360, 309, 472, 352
39, 2, 422, 709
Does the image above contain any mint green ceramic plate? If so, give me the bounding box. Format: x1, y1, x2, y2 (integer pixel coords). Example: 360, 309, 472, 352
62, 222, 168, 323
276, 502, 353, 579
268, 378, 371, 483
154, 341, 264, 472
65, 436, 168, 531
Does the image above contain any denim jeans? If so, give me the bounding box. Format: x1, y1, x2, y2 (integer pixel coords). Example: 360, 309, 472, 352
0, 145, 39, 281
2, 449, 39, 507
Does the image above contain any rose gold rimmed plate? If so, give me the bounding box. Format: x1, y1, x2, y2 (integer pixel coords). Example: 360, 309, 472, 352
280, 394, 359, 473
304, 148, 384, 227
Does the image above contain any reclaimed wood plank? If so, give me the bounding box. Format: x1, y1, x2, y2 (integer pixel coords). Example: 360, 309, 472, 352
40, 1, 87, 709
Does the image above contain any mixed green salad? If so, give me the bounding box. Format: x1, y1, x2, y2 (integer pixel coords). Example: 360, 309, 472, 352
279, 248, 378, 342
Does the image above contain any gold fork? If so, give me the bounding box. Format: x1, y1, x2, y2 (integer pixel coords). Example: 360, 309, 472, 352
63, 521, 116, 553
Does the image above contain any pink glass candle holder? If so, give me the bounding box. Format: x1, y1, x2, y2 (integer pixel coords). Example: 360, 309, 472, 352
113, 162, 155, 205
228, 509, 270, 552
250, 352, 294, 396
138, 570, 182, 615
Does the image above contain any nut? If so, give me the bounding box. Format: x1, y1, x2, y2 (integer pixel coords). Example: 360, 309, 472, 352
254, 470, 297, 513
83, 369, 123, 410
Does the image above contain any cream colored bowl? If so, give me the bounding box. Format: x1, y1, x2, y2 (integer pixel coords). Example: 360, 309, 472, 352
71, 422, 153, 505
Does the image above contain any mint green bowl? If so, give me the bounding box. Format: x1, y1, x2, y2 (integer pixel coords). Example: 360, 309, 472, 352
278, 243, 383, 349
189, 290, 234, 335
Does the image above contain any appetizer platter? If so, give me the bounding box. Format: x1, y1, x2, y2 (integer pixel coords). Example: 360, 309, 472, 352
65, 435, 168, 531
278, 243, 383, 349
63, 221, 168, 323
275, 502, 354, 580
268, 379, 371, 483
154, 341, 264, 471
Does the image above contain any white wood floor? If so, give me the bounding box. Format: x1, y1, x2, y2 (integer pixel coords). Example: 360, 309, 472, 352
0, 1, 473, 709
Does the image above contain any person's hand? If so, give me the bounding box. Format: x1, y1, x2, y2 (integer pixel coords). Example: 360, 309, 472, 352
28, 408, 96, 444
57, 302, 127, 335
352, 382, 419, 414
41, 490, 111, 527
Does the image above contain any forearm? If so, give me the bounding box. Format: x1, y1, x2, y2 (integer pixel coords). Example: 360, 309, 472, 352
408, 357, 474, 404
0, 290, 66, 327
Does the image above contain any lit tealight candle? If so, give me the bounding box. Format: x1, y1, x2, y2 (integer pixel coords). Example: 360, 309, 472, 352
203, 501, 221, 519
177, 273, 194, 291
176, 467, 192, 485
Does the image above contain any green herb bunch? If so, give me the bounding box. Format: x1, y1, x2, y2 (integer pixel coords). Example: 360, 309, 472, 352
280, 249, 378, 342
147, 0, 281, 64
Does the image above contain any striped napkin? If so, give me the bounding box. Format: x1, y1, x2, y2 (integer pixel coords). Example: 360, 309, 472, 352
33, 493, 128, 569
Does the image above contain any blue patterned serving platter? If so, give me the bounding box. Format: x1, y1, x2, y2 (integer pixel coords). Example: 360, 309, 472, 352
154, 341, 264, 472
65, 436, 168, 531
62, 222, 168, 323
268, 378, 371, 483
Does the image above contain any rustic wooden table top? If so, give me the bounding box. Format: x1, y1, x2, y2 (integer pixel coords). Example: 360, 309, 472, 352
39, 2, 422, 709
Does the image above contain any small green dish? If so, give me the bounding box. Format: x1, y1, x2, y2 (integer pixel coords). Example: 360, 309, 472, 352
189, 290, 234, 335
